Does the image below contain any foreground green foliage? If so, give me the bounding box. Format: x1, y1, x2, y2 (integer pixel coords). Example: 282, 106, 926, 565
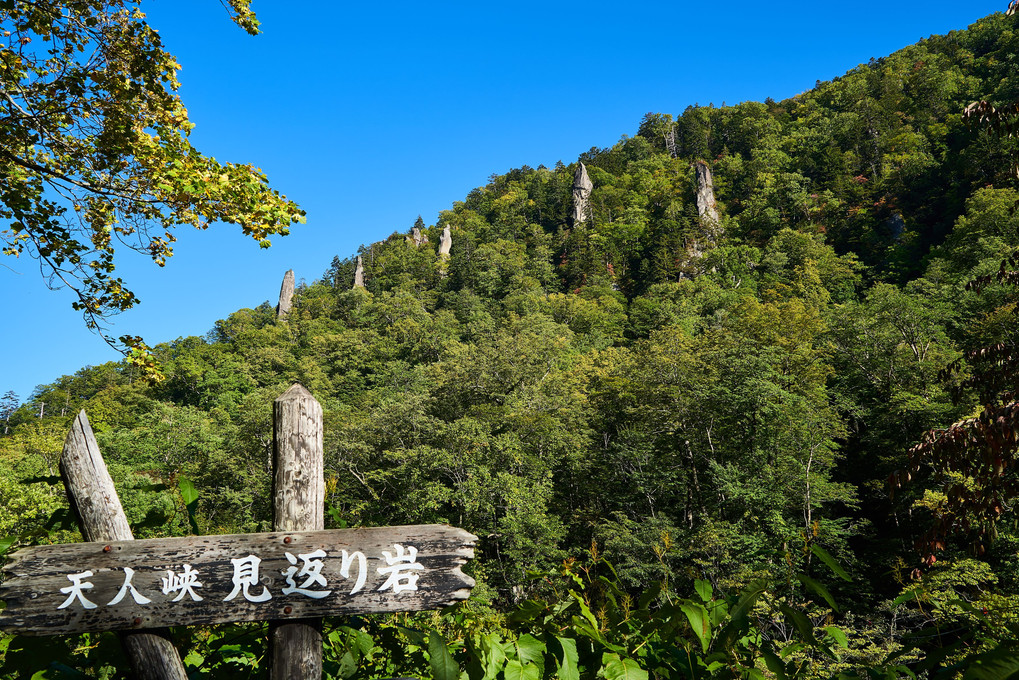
6, 8, 1019, 678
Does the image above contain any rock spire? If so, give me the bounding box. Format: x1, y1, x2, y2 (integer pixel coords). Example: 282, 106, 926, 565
276, 269, 295, 320
572, 162, 593, 224
694, 160, 719, 228
406, 227, 429, 247
438, 225, 452, 258
353, 255, 365, 288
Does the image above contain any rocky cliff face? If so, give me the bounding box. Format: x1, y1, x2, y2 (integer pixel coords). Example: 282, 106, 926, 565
353, 255, 365, 288
406, 227, 429, 247
276, 269, 295, 319
438, 225, 452, 258
694, 160, 719, 227
572, 162, 593, 224
686, 161, 723, 265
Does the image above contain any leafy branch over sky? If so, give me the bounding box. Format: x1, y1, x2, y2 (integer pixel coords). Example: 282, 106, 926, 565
0, 0, 304, 381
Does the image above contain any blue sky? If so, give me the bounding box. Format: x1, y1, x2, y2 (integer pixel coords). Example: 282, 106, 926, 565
0, 0, 1008, 402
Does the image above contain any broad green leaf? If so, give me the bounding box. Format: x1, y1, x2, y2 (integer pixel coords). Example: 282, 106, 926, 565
399, 626, 428, 647
481, 634, 507, 680
571, 592, 599, 628
429, 630, 460, 680
510, 599, 546, 623
891, 589, 919, 607
729, 580, 768, 622
547, 598, 574, 623
779, 604, 818, 646
962, 643, 1019, 680
823, 626, 849, 649
178, 477, 199, 506
638, 582, 662, 610
338, 650, 358, 680
351, 627, 375, 657
707, 599, 729, 628
810, 545, 851, 582
694, 579, 712, 603
183, 650, 205, 667
681, 603, 711, 653
797, 573, 838, 611
554, 636, 580, 680
515, 634, 545, 666
599, 653, 648, 680
0, 535, 16, 555
762, 650, 787, 680
780, 642, 807, 659
573, 620, 625, 654
177, 478, 200, 534
505, 660, 540, 680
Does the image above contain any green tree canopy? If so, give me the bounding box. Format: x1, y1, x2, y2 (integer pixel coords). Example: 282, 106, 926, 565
0, 0, 304, 376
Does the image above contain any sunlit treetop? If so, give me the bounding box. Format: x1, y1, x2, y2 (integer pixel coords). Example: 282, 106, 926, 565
0, 0, 304, 381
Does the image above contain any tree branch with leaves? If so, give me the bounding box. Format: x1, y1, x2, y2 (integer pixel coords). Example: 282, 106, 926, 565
0, 0, 304, 381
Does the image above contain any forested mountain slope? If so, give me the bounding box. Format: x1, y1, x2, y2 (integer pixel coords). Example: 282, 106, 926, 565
5, 10, 1019, 677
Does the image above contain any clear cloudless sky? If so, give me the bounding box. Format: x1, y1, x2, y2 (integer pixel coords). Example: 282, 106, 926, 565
0, 0, 1008, 402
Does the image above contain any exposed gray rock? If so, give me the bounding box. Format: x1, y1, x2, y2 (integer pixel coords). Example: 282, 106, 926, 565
353, 255, 365, 288
572, 162, 593, 224
686, 161, 723, 264
406, 227, 429, 247
694, 160, 720, 227
438, 225, 452, 258
276, 269, 295, 320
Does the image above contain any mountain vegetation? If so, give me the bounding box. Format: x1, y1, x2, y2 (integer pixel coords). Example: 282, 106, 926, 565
4, 8, 1019, 679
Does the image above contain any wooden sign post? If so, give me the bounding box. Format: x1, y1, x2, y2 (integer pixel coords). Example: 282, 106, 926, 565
0, 525, 477, 633
271, 383, 326, 678
0, 384, 477, 680
56, 410, 188, 680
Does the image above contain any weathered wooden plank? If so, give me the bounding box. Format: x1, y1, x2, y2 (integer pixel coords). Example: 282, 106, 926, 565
58, 410, 188, 679
0, 525, 476, 634
270, 383, 325, 679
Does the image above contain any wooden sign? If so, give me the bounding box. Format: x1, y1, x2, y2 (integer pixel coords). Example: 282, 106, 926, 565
0, 525, 476, 635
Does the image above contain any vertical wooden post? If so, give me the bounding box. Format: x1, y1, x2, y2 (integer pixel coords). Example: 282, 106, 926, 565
270, 384, 325, 679
59, 410, 188, 680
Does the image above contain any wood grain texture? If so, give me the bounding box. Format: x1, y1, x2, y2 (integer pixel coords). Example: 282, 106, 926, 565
59, 410, 133, 543
57, 410, 188, 680
273, 384, 324, 533
271, 383, 325, 679
0, 526, 477, 634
